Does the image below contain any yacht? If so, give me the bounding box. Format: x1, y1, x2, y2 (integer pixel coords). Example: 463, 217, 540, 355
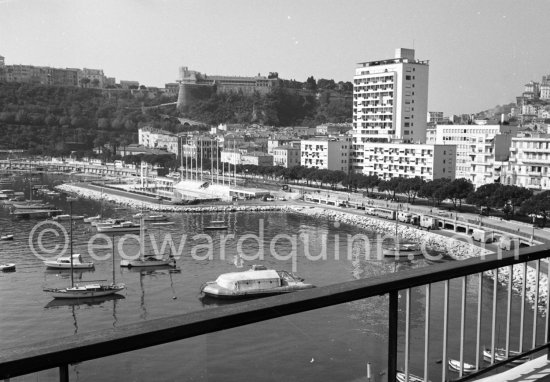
52, 214, 85, 221
97, 220, 141, 233
44, 254, 94, 269
200, 265, 314, 299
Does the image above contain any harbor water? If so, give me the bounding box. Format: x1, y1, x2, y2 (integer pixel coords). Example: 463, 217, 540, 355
0, 174, 546, 381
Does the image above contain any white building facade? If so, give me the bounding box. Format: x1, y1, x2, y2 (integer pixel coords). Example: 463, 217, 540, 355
360, 143, 455, 181
273, 146, 301, 168
506, 133, 550, 191
301, 138, 350, 173
138, 127, 179, 155
434, 124, 517, 187
352, 48, 429, 147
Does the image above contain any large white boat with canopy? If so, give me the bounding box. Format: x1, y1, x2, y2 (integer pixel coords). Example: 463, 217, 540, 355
200, 265, 314, 299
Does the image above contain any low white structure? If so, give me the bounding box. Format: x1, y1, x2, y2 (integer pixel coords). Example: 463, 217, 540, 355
138, 127, 179, 155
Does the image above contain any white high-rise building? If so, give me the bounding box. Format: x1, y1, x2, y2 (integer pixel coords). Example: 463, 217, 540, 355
352, 48, 429, 147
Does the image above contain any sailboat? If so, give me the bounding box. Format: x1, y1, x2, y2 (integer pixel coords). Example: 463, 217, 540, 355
120, 216, 176, 268
43, 198, 125, 299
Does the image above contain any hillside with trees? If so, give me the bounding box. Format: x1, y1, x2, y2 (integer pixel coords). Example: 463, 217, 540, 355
0, 76, 352, 156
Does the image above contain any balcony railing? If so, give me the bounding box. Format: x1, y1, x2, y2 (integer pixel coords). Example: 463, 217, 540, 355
1, 245, 550, 381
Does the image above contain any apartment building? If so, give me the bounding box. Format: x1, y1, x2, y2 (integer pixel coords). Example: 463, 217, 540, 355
353, 48, 429, 146
506, 133, 550, 191
360, 143, 455, 181
434, 124, 517, 187
241, 152, 274, 167
273, 146, 301, 168
220, 149, 241, 165
138, 127, 179, 154
301, 137, 350, 173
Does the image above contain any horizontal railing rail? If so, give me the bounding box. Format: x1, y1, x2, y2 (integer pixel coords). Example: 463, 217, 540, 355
1, 244, 550, 381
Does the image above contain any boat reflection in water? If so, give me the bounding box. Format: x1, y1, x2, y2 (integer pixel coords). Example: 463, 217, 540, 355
44, 294, 125, 309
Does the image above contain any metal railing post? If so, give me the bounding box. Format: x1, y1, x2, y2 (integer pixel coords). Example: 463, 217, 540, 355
388, 291, 399, 382
59, 364, 68, 382
442, 280, 449, 382
424, 284, 431, 382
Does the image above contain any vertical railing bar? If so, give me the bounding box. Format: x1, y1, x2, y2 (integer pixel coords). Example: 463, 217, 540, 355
405, 288, 410, 382
442, 280, 449, 382
424, 284, 431, 382
520, 262, 527, 353
506, 265, 513, 358
388, 291, 399, 382
533, 259, 540, 349
547, 257, 550, 361
59, 364, 69, 382
459, 276, 466, 377
476, 273, 482, 370
491, 268, 498, 365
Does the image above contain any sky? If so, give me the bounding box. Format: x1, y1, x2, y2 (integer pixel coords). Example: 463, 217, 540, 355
0, 0, 549, 116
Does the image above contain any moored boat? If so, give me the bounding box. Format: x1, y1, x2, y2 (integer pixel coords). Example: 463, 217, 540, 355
44, 283, 125, 299
448, 359, 476, 374
0, 234, 14, 241
0, 263, 16, 272
204, 220, 229, 230
201, 265, 315, 299
483, 347, 528, 365
396, 371, 426, 382
383, 243, 423, 259
83, 214, 101, 223
97, 221, 141, 233
44, 254, 95, 269
52, 214, 85, 221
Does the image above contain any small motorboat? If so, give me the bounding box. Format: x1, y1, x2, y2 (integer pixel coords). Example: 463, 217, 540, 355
0, 263, 16, 272
483, 347, 528, 365
44, 254, 95, 269
83, 215, 101, 223
97, 221, 141, 233
201, 264, 315, 299
120, 255, 176, 268
396, 371, 425, 382
151, 222, 175, 226
52, 214, 85, 221
448, 359, 476, 374
143, 214, 168, 222
0, 234, 14, 241
204, 220, 229, 230
383, 242, 423, 259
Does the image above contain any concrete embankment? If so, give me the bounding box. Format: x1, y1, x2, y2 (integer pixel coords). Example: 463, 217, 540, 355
57, 183, 547, 309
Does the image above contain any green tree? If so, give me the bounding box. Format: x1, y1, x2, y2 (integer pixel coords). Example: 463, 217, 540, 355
520, 191, 550, 227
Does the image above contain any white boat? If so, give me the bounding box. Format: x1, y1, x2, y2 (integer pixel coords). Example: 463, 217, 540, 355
97, 221, 141, 233
448, 359, 476, 374
483, 347, 528, 365
204, 220, 229, 230
383, 243, 423, 259
143, 214, 168, 222
151, 222, 175, 226
43, 201, 125, 300
120, 216, 175, 268
396, 371, 426, 382
52, 214, 85, 221
83, 214, 101, 223
12, 202, 54, 210
44, 254, 95, 269
201, 265, 315, 299
0, 234, 14, 241
0, 263, 16, 272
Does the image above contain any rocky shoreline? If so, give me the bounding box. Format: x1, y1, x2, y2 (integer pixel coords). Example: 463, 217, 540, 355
57, 183, 547, 309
